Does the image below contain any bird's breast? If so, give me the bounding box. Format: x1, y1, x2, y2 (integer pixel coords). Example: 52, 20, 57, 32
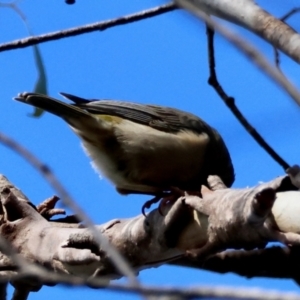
73, 118, 210, 193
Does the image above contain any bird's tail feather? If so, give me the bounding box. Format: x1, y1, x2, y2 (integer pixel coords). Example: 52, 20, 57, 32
60, 92, 90, 104
14, 92, 91, 119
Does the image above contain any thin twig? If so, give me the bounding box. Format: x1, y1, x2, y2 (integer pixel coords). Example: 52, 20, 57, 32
3, 272, 300, 300
0, 1, 27, 21
0, 283, 7, 300
274, 47, 281, 70
0, 131, 139, 285
175, 0, 300, 108
281, 7, 300, 22
11, 287, 30, 300
206, 26, 290, 171
0, 3, 177, 52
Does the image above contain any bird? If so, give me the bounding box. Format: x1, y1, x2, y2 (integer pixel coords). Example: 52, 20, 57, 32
15, 92, 235, 214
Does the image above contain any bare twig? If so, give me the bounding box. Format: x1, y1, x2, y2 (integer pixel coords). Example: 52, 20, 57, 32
0, 131, 138, 285
175, 0, 300, 107
11, 286, 30, 300
0, 1, 27, 21
274, 47, 281, 70
6, 264, 300, 300
4, 273, 300, 300
0, 283, 7, 300
2, 261, 300, 300
206, 26, 290, 171
0, 3, 177, 52
281, 7, 300, 22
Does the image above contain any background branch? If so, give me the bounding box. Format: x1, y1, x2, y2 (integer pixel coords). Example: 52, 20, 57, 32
0, 283, 6, 300
175, 0, 300, 107
206, 26, 290, 171
4, 272, 300, 300
0, 3, 177, 52
0, 132, 138, 285
176, 0, 300, 64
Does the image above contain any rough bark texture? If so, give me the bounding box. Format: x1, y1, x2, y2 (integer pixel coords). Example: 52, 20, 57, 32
1, 169, 300, 289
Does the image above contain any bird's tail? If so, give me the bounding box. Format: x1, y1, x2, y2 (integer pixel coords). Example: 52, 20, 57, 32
14, 92, 91, 119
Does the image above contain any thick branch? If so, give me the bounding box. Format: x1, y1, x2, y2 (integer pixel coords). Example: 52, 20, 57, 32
1, 171, 300, 285
172, 246, 300, 286
273, 8, 300, 69
0, 175, 184, 280
177, 0, 300, 64
0, 131, 138, 284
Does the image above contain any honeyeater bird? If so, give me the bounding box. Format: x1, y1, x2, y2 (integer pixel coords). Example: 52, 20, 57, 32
15, 92, 234, 213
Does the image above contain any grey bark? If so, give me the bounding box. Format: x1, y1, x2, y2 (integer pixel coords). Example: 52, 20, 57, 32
0, 170, 300, 290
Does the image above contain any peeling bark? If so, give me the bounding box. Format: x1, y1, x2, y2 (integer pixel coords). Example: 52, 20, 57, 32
0, 171, 300, 286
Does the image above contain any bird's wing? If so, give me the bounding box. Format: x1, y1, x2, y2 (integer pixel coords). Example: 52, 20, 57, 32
80, 97, 236, 187
61, 92, 213, 134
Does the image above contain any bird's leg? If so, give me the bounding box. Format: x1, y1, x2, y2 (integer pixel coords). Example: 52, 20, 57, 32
142, 189, 186, 217
117, 187, 199, 217
117, 188, 164, 217
158, 188, 185, 216
158, 188, 201, 216
141, 195, 163, 217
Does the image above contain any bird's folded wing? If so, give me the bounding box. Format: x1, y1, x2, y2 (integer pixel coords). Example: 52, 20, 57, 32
61, 92, 213, 134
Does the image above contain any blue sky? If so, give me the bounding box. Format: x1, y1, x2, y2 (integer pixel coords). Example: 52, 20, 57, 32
1, 0, 300, 298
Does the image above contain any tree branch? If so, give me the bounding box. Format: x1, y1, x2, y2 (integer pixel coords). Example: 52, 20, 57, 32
0, 132, 138, 284
4, 271, 300, 300
175, 0, 300, 107
0, 3, 177, 52
206, 26, 290, 171
11, 286, 30, 300
1, 174, 300, 298
172, 246, 300, 283
0, 175, 184, 279
0, 283, 7, 300
176, 0, 300, 64
274, 7, 300, 70
1, 169, 300, 277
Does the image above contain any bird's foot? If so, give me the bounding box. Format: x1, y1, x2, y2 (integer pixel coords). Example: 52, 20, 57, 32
141, 188, 186, 217
157, 188, 183, 216
141, 189, 201, 217
158, 188, 201, 216
142, 195, 162, 217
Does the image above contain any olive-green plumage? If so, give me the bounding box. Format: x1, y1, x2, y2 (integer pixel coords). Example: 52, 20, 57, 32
15, 92, 234, 196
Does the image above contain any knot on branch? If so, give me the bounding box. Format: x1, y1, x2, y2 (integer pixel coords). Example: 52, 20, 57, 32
171, 173, 300, 262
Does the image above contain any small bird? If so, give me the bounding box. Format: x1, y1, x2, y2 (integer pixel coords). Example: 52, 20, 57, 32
15, 92, 235, 213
